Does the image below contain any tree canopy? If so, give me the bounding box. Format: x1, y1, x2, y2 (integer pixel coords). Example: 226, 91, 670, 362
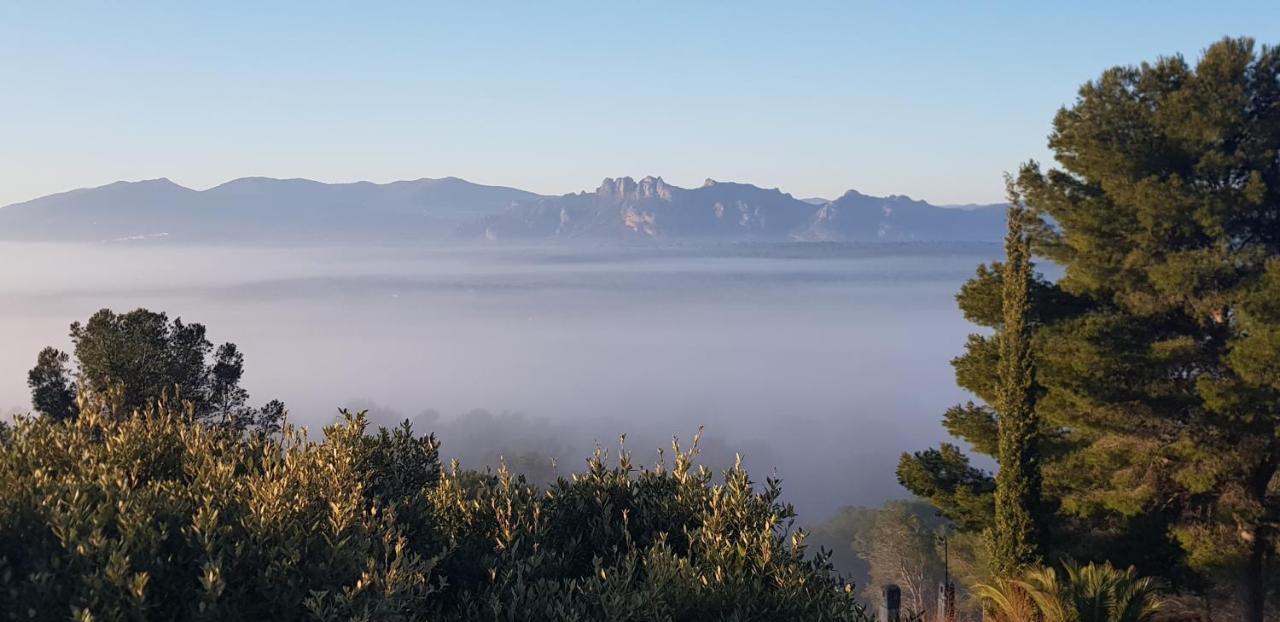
27, 308, 280, 433
901, 37, 1280, 619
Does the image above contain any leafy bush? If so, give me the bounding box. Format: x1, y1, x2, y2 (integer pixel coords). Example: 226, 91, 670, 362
973, 560, 1164, 622
0, 395, 435, 621
0, 397, 871, 621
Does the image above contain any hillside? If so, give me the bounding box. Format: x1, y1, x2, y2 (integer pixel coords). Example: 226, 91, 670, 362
0, 176, 1004, 243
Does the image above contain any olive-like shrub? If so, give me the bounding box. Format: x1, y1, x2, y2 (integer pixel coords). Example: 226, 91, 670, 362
0, 396, 870, 621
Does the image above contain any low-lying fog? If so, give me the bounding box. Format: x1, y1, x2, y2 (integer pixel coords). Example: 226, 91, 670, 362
0, 241, 1001, 520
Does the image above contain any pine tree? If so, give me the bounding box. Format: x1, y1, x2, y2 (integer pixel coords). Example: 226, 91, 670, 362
902, 38, 1280, 619
989, 189, 1043, 574
28, 308, 256, 421
27, 347, 78, 420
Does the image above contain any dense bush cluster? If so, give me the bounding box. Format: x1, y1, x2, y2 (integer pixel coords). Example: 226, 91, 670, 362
973, 560, 1163, 622
0, 395, 870, 621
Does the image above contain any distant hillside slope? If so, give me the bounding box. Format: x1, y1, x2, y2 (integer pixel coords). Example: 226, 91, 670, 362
0, 177, 541, 242
0, 175, 1004, 243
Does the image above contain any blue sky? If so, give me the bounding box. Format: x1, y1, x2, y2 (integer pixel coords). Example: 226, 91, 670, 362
2, 1, 1277, 207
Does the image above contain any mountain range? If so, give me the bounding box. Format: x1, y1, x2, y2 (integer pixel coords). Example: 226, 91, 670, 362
0, 176, 1005, 244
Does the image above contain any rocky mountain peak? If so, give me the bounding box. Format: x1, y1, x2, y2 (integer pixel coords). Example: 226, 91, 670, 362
596, 177, 636, 198
596, 176, 675, 201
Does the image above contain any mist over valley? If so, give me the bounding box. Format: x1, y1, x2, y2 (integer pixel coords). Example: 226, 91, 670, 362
0, 238, 1000, 519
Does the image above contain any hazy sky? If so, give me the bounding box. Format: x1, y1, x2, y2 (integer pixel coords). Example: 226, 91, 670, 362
2, 1, 1276, 207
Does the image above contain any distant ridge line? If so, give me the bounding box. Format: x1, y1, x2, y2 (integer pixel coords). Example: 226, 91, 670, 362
0, 175, 1006, 244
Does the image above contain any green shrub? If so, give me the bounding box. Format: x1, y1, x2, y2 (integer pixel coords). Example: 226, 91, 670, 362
973, 560, 1164, 622
0, 397, 870, 621
0, 395, 435, 621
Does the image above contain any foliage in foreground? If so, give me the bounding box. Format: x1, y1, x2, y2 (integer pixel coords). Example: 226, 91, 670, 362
0, 397, 870, 621
973, 560, 1163, 622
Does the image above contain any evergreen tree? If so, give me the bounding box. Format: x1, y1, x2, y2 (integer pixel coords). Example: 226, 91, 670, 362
208, 342, 250, 424
896, 443, 994, 532
28, 308, 259, 423
990, 190, 1044, 574
903, 38, 1280, 619
27, 347, 77, 420
66, 308, 214, 415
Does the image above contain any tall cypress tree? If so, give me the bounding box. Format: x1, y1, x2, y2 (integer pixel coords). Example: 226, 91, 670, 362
990, 189, 1043, 575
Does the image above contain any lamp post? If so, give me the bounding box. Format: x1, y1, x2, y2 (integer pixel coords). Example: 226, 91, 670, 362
936, 534, 956, 622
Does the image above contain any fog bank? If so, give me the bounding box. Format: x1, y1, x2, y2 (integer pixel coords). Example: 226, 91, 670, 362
0, 241, 1000, 517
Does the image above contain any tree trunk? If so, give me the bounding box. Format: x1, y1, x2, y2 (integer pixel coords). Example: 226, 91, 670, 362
1244, 524, 1267, 622
1244, 448, 1278, 622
